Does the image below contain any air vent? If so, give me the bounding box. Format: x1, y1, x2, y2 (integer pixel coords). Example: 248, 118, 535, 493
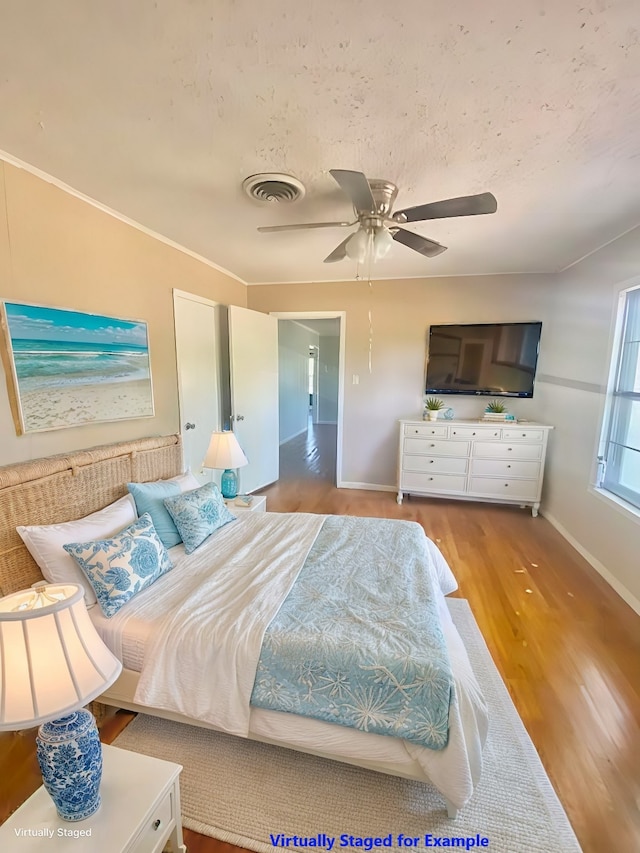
242, 173, 305, 203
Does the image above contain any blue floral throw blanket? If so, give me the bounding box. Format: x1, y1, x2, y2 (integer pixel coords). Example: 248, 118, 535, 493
250, 516, 453, 750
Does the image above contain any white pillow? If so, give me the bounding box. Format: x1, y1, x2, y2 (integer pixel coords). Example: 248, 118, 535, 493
17, 495, 137, 607
166, 471, 202, 491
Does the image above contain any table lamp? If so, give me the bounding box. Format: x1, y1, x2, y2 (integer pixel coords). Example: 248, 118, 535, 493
0, 582, 122, 821
203, 430, 249, 499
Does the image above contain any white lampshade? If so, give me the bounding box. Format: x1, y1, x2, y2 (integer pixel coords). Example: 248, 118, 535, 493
0, 583, 122, 730
345, 228, 371, 263
373, 226, 394, 260
203, 430, 249, 470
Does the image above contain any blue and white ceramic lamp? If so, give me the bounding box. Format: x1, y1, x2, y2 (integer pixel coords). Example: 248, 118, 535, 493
0, 583, 122, 821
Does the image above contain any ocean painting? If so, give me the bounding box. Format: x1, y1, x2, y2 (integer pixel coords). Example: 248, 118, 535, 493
1, 301, 154, 433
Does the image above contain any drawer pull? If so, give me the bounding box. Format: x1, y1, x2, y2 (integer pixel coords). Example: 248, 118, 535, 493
504, 483, 509, 487
472, 431, 476, 435
507, 464, 511, 468
522, 433, 526, 437
153, 819, 161, 831
430, 443, 435, 447
429, 477, 433, 481
429, 459, 434, 463
508, 447, 513, 451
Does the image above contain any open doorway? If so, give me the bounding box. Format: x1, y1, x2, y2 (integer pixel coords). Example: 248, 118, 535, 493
271, 312, 345, 487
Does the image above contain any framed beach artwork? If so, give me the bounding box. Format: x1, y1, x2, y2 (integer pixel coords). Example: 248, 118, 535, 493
0, 301, 154, 434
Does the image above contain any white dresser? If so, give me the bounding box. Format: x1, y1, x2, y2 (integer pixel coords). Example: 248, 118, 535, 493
397, 419, 553, 516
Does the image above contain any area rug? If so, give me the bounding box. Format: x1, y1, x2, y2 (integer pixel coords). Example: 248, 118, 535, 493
113, 599, 582, 852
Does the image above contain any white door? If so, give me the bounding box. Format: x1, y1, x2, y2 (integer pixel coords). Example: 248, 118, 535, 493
173, 291, 221, 484
228, 306, 279, 493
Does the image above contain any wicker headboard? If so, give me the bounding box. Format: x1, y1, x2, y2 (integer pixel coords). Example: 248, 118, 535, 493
0, 435, 183, 596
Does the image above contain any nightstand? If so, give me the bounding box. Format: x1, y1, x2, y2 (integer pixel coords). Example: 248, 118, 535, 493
0, 744, 186, 852
225, 494, 267, 512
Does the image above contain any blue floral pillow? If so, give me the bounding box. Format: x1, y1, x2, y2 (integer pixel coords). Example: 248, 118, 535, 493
163, 482, 236, 554
63, 513, 173, 618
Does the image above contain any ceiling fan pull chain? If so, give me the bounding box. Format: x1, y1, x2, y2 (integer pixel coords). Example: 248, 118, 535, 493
368, 305, 373, 374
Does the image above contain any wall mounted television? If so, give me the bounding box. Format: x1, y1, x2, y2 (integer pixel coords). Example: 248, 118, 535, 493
425, 321, 542, 397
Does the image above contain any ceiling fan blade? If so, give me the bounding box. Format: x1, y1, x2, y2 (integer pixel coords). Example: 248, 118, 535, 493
323, 235, 354, 263
330, 169, 377, 215
258, 221, 352, 233
394, 192, 497, 223
392, 228, 447, 258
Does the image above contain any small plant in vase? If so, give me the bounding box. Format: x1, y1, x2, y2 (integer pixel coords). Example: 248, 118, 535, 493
483, 399, 515, 421
424, 397, 445, 421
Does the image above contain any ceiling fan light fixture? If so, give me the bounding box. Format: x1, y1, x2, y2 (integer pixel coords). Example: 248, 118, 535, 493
345, 228, 370, 263
372, 226, 394, 260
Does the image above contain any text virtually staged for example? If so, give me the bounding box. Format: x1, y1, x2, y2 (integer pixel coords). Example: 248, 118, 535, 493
269, 834, 491, 850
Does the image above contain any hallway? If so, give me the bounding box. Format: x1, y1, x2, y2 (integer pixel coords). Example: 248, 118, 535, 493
278, 420, 337, 483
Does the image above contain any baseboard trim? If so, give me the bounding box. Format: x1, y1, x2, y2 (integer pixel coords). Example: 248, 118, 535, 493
543, 510, 640, 616
279, 427, 307, 446
338, 481, 397, 493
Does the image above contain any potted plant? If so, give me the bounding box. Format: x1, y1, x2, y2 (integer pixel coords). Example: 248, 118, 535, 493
424, 397, 445, 421
485, 399, 507, 413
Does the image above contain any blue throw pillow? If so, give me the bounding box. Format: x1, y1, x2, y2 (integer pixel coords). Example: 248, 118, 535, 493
63, 513, 173, 618
127, 480, 184, 548
163, 482, 236, 554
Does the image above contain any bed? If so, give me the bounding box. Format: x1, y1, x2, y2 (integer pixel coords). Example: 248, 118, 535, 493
0, 435, 488, 818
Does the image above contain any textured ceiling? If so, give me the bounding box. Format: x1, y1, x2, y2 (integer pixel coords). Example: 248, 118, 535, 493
1, 1, 639, 284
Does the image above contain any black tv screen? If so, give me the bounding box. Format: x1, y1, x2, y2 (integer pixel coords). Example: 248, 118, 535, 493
425, 322, 542, 397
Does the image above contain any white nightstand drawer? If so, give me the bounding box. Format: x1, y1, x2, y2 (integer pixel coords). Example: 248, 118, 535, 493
132, 789, 174, 853
473, 441, 542, 461
404, 424, 448, 438
404, 438, 470, 456
470, 476, 539, 500
403, 455, 468, 475
471, 458, 541, 479
501, 428, 544, 441
449, 426, 501, 440
0, 745, 186, 853
401, 472, 467, 492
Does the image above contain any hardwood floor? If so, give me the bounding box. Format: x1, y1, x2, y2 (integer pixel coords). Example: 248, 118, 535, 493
278, 419, 337, 483
1, 431, 638, 852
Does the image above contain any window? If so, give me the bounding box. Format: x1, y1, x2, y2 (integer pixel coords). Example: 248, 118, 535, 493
600, 285, 640, 509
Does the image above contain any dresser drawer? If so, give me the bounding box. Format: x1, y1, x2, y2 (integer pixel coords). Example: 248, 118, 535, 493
449, 426, 501, 440
470, 458, 541, 479
403, 455, 468, 475
470, 476, 539, 500
132, 789, 174, 853
404, 438, 470, 457
401, 472, 467, 493
501, 428, 544, 442
404, 424, 448, 438
473, 441, 542, 461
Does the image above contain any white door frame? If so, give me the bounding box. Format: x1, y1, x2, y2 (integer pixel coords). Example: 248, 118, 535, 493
270, 311, 346, 488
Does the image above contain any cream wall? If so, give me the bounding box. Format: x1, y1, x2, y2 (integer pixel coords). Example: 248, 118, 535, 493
248, 275, 552, 488
0, 162, 247, 465
536, 226, 640, 609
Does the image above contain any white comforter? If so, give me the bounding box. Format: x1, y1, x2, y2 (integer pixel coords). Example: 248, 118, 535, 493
135, 512, 325, 736
91, 512, 488, 808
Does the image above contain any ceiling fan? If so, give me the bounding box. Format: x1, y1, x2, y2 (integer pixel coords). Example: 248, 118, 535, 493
257, 169, 497, 264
